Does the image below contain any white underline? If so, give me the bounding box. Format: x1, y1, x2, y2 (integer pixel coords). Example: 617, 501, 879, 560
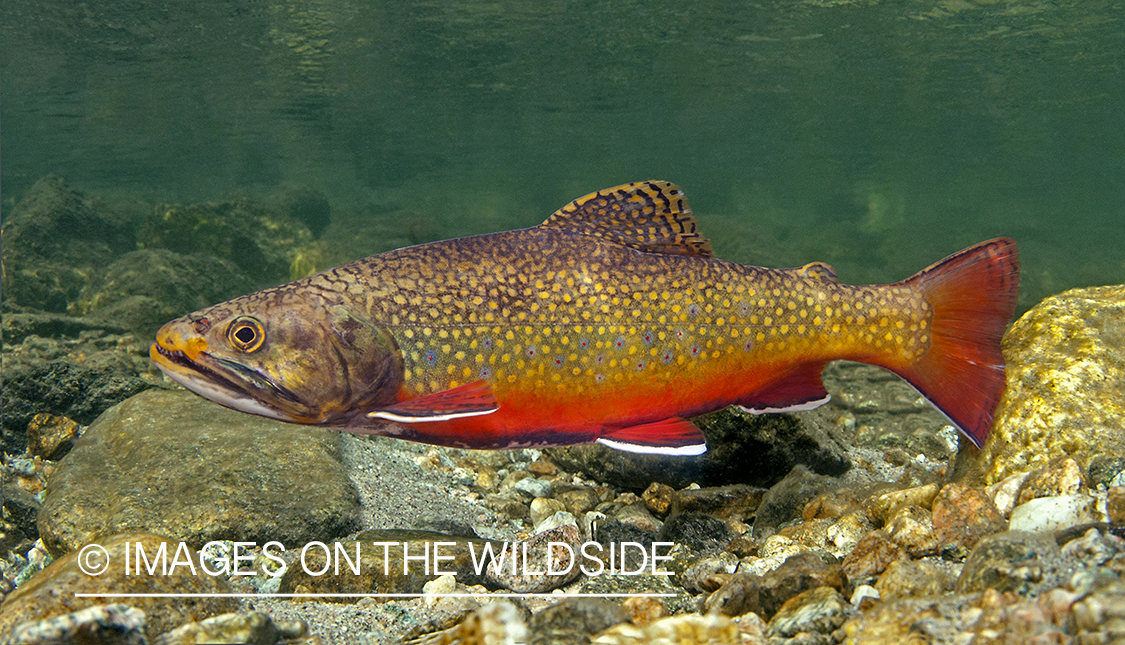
74, 592, 677, 598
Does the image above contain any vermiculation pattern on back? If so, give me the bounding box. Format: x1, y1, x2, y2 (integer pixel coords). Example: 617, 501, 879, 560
300, 182, 933, 408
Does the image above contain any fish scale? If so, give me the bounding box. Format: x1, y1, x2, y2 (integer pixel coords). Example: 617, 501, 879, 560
151, 181, 1018, 454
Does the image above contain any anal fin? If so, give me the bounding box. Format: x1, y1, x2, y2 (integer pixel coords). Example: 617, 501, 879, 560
738, 363, 831, 414
596, 417, 707, 456
368, 380, 499, 423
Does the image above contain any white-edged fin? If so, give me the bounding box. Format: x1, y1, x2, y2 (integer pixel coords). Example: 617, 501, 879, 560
367, 407, 498, 423
739, 394, 831, 415
596, 437, 707, 456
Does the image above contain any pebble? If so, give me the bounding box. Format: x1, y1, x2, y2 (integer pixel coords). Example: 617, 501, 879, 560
657, 513, 737, 555
883, 505, 938, 557
589, 613, 742, 645
153, 611, 307, 645
1015, 457, 1085, 505
485, 524, 582, 593
874, 558, 955, 601
24, 413, 82, 461
529, 497, 566, 528
621, 595, 667, 627
671, 484, 765, 521
528, 597, 629, 645
1008, 494, 1104, 533
930, 482, 1006, 554
865, 482, 939, 524
412, 601, 529, 645
642, 482, 677, 517
535, 510, 578, 534
8, 603, 146, 645
955, 530, 1060, 594
840, 532, 903, 586
704, 551, 845, 619
985, 471, 1031, 518
766, 585, 850, 640
513, 477, 553, 499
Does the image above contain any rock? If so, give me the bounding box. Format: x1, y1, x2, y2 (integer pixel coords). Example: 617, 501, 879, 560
620, 595, 667, 627
0, 307, 127, 345
883, 505, 938, 558
1, 176, 135, 313
874, 559, 955, 601
930, 483, 1006, 554
545, 405, 849, 490
1008, 494, 1105, 534
955, 531, 1060, 594
642, 483, 677, 517
1, 361, 153, 455
1015, 457, 1085, 506
267, 184, 331, 237
657, 513, 736, 555
38, 389, 360, 555
536, 511, 578, 534
513, 477, 552, 499
138, 197, 317, 284
75, 249, 255, 337
611, 502, 662, 534
865, 483, 939, 524
754, 466, 840, 535
957, 285, 1125, 485
766, 585, 850, 640
986, 471, 1031, 518
411, 601, 529, 645
1109, 488, 1125, 527
680, 551, 740, 593
589, 613, 742, 645
528, 598, 629, 645
7, 604, 146, 645
25, 414, 82, 461
0, 533, 237, 641
671, 484, 765, 522
530, 498, 566, 529
556, 486, 603, 518
704, 551, 846, 619
485, 524, 583, 593
1088, 455, 1125, 489
153, 611, 307, 645
1, 480, 41, 542
840, 532, 903, 586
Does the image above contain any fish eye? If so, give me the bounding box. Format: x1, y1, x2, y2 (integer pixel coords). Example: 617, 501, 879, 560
227, 317, 265, 353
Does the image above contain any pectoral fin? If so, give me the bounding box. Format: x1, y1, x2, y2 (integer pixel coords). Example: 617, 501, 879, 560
368, 380, 499, 423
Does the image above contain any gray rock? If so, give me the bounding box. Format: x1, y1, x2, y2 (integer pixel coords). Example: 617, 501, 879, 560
544, 405, 849, 490
955, 531, 1060, 594
754, 465, 841, 535
76, 249, 256, 337
37, 389, 360, 555
528, 597, 629, 645
1, 175, 135, 313
704, 551, 846, 620
657, 513, 736, 555
1, 361, 154, 455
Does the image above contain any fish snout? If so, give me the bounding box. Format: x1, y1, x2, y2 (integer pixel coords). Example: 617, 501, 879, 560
153, 321, 210, 362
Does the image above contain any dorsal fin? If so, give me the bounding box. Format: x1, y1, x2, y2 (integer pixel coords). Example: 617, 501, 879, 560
540, 181, 714, 258
795, 261, 839, 283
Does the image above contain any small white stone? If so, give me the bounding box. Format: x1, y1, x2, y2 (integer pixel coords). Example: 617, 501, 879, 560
1009, 494, 1106, 533
850, 584, 880, 607
535, 510, 578, 534
987, 471, 1031, 518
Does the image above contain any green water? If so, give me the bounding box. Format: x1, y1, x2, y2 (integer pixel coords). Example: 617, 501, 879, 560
3, 0, 1123, 310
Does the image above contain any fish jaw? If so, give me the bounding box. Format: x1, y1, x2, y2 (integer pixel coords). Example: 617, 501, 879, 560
150, 326, 299, 423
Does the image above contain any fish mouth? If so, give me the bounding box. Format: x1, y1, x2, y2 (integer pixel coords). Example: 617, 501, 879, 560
150, 340, 304, 422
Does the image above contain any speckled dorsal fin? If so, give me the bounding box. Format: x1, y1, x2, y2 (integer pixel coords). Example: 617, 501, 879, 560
795, 261, 838, 283
540, 181, 714, 258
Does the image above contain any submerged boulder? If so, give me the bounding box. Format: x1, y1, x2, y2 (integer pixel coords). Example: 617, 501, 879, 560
37, 389, 361, 555
957, 285, 1125, 485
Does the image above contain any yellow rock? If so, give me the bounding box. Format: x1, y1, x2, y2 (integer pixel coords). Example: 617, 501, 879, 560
957, 285, 1125, 485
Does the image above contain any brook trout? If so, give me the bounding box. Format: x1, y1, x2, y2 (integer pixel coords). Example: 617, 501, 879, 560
151, 181, 1019, 455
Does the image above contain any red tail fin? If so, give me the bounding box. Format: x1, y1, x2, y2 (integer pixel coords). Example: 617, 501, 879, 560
895, 239, 1020, 448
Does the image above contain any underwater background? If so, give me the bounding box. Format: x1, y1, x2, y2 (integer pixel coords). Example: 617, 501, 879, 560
3, 0, 1122, 315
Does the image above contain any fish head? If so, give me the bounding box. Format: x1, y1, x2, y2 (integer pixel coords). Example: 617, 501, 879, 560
150, 293, 401, 426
